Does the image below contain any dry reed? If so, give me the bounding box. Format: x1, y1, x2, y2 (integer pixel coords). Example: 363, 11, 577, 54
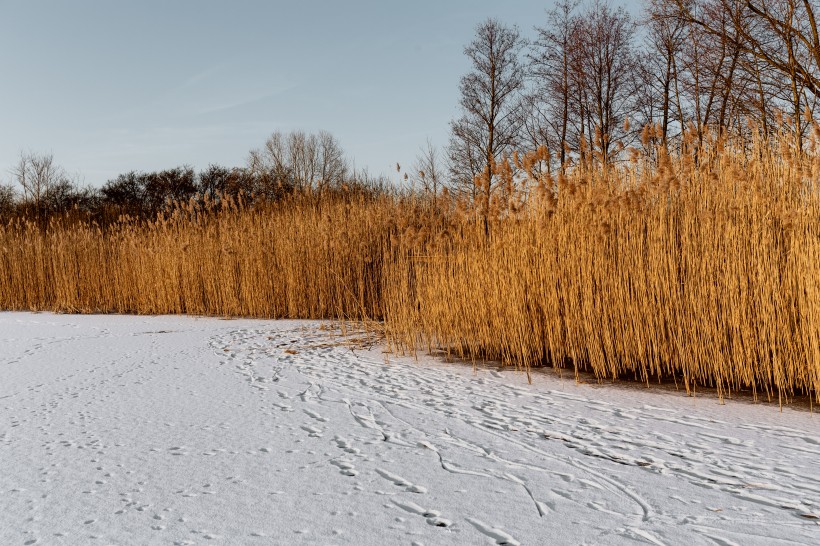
1, 130, 818, 403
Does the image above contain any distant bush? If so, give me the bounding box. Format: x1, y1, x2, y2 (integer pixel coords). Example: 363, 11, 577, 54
100, 167, 197, 219
0, 184, 15, 217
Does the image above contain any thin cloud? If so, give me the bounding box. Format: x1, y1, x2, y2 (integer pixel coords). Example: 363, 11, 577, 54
197, 84, 299, 115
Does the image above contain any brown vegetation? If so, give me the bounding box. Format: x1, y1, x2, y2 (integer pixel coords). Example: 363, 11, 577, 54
1, 129, 818, 404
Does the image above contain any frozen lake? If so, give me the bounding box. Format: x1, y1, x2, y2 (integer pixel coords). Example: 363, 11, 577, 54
1, 313, 817, 545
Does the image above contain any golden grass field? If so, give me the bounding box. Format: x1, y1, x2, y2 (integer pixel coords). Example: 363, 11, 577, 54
2, 130, 818, 404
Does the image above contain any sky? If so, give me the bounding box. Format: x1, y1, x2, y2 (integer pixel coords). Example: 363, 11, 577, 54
0, 0, 641, 187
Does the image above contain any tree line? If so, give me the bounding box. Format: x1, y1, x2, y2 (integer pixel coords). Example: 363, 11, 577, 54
0, 130, 386, 225
439, 0, 820, 200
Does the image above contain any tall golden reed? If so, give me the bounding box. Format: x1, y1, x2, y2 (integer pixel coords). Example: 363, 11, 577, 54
1, 130, 818, 403
0, 194, 391, 320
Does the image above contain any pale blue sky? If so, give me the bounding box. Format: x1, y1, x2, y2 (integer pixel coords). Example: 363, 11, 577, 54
0, 1, 640, 185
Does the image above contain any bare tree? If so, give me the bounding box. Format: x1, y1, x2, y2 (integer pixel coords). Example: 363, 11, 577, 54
642, 0, 690, 147
448, 18, 526, 216
413, 139, 444, 204
685, 0, 820, 94
668, 0, 820, 147
448, 119, 483, 200
11, 152, 71, 224
288, 131, 316, 190
315, 130, 348, 190
249, 131, 293, 189
250, 130, 348, 192
572, 1, 638, 166
531, 0, 581, 171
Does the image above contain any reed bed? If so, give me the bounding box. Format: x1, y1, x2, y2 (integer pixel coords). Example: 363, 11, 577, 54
0, 194, 391, 319
1, 132, 818, 403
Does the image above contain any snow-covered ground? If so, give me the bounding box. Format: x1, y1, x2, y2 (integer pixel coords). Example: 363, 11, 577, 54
0, 313, 818, 546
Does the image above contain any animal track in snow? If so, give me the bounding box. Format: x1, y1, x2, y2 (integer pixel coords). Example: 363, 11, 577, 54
334, 436, 360, 455
466, 518, 521, 545
300, 425, 323, 438
330, 459, 358, 477
392, 500, 452, 528
375, 468, 428, 494
3, 314, 817, 546
303, 408, 327, 422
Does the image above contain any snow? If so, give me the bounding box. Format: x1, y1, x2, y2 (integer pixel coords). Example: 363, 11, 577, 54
1, 312, 818, 545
